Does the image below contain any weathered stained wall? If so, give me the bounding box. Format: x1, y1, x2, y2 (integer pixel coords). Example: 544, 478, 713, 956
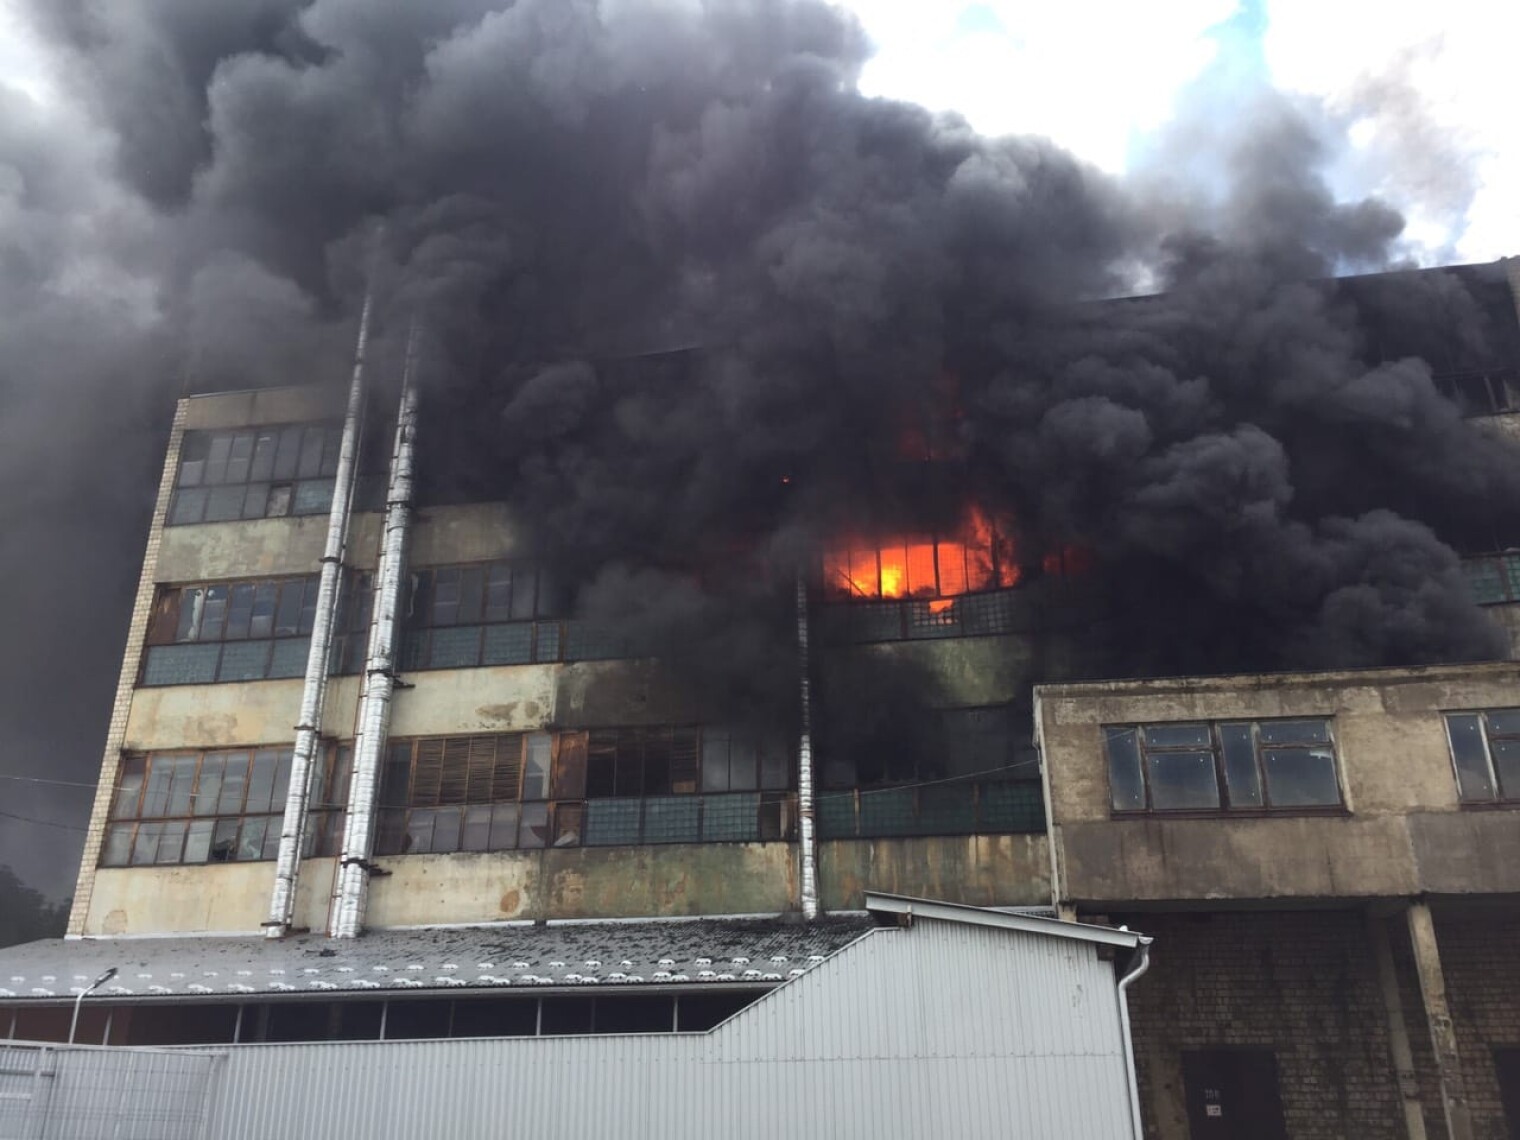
181, 386, 343, 431
83, 859, 335, 936
1037, 663, 1520, 905
818, 834, 1049, 910
364, 843, 797, 925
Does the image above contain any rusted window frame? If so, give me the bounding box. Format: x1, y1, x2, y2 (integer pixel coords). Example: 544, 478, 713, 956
167, 422, 346, 526
375, 727, 796, 855
100, 744, 352, 868
139, 574, 371, 686
1104, 718, 1344, 817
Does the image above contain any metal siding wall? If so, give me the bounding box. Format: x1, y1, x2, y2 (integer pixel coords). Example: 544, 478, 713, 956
203, 920, 1136, 1139
0, 1044, 220, 1140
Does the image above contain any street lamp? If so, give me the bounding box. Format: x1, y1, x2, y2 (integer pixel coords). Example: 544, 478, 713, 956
68, 967, 117, 1045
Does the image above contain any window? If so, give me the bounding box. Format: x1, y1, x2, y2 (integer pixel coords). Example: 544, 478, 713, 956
100, 745, 351, 867
1105, 719, 1341, 814
1462, 553, 1520, 605
1434, 369, 1520, 418
168, 424, 344, 526
821, 507, 1020, 602
400, 562, 566, 670
1444, 710, 1520, 804
375, 728, 795, 855
140, 575, 370, 686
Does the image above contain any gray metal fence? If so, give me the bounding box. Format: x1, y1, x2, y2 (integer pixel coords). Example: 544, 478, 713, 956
0, 1043, 221, 1140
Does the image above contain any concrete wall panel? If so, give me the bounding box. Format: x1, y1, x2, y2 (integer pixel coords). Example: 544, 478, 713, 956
819, 833, 1049, 910
83, 860, 334, 936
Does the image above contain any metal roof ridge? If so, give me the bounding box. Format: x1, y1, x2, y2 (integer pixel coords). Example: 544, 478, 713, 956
864, 892, 1147, 949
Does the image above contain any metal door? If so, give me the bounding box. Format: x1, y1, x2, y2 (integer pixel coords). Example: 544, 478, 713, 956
1181, 1048, 1288, 1140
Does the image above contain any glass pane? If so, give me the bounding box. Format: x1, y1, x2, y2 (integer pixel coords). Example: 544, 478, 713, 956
534, 621, 561, 662
431, 807, 463, 853
425, 626, 482, 670
214, 754, 248, 814
489, 803, 520, 851
584, 799, 641, 846
155, 821, 187, 864
209, 819, 239, 862
1492, 739, 1520, 801
1446, 714, 1494, 802
250, 431, 278, 482
249, 584, 278, 639
1219, 723, 1263, 808
485, 564, 513, 622
261, 818, 283, 860
272, 425, 303, 480
1104, 727, 1145, 811
405, 809, 435, 854
246, 749, 279, 814
268, 638, 311, 678
701, 733, 730, 792
102, 824, 134, 867
703, 792, 761, 841
517, 802, 549, 848
165, 756, 196, 815
178, 456, 205, 488
199, 585, 229, 641
293, 479, 335, 515
130, 821, 162, 866
457, 567, 485, 624
140, 760, 175, 816
760, 748, 789, 790
1464, 558, 1506, 604
1146, 751, 1219, 810
175, 587, 203, 642
266, 484, 292, 517
225, 432, 254, 484
1258, 719, 1330, 746
168, 488, 207, 525
194, 756, 224, 817
217, 640, 271, 682
642, 796, 699, 843
1142, 723, 1211, 749
271, 751, 293, 810
509, 568, 537, 620
727, 737, 758, 791
1485, 709, 1520, 736
299, 581, 319, 634
183, 820, 214, 864
141, 644, 220, 686
241, 483, 269, 519
274, 580, 304, 637
204, 485, 246, 522
482, 623, 533, 666
461, 805, 493, 852
523, 734, 552, 800
234, 817, 265, 861
1262, 749, 1341, 807
431, 569, 461, 626
203, 434, 232, 484
112, 756, 146, 818
298, 426, 326, 478
319, 428, 340, 476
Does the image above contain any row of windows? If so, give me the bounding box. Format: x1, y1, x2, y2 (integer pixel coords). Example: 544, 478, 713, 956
168, 425, 345, 526
1462, 553, 1520, 605
1105, 710, 1520, 816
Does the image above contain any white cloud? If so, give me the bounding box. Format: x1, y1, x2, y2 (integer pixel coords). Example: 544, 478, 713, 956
845, 0, 1237, 171
1261, 0, 1520, 261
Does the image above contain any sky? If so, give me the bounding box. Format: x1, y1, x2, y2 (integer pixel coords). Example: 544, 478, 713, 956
845, 0, 1519, 264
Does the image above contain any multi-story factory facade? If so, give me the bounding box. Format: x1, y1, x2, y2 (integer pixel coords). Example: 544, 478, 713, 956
2, 259, 1520, 1140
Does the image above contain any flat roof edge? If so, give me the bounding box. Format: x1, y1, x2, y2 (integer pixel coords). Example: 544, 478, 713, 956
864, 892, 1145, 949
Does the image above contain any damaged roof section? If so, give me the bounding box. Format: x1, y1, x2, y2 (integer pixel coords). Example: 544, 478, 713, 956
0, 916, 875, 1002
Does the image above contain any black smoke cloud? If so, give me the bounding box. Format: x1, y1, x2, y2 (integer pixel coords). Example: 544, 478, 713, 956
3, 0, 1518, 895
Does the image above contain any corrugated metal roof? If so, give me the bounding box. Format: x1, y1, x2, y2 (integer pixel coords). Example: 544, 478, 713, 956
0, 917, 873, 1002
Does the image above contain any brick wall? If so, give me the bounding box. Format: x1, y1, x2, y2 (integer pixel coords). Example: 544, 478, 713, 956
1390, 910, 1520, 1140
1118, 910, 1406, 1140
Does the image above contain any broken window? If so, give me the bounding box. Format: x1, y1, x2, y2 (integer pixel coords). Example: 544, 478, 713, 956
821, 506, 1021, 602
1104, 718, 1342, 815
1462, 552, 1520, 605
375, 727, 796, 854
400, 562, 567, 669
100, 744, 351, 867
140, 574, 370, 686
1445, 710, 1520, 804
168, 423, 345, 526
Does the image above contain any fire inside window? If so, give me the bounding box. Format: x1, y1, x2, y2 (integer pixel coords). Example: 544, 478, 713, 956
822, 506, 1021, 603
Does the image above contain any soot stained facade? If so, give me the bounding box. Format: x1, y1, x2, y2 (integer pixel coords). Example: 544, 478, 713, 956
3, 260, 1520, 1140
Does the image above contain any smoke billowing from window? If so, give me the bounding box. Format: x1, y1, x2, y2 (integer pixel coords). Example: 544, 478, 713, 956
3, 0, 1518, 891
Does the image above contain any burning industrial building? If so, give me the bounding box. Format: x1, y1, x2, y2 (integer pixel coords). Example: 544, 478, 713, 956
1, 1, 1519, 1138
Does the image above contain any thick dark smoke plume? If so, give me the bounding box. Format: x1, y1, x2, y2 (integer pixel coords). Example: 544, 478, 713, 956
3, 0, 1518, 895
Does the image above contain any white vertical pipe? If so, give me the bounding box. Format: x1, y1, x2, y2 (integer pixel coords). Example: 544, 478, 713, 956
795, 572, 820, 920
265, 291, 373, 938
331, 326, 420, 938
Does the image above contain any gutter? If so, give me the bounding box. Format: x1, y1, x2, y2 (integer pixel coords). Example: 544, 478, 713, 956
1116, 937, 1154, 1140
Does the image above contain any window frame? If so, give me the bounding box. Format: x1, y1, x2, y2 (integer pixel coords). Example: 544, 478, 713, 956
1443, 709, 1520, 806
167, 422, 345, 527
100, 744, 351, 868
400, 561, 568, 671
1105, 718, 1344, 817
